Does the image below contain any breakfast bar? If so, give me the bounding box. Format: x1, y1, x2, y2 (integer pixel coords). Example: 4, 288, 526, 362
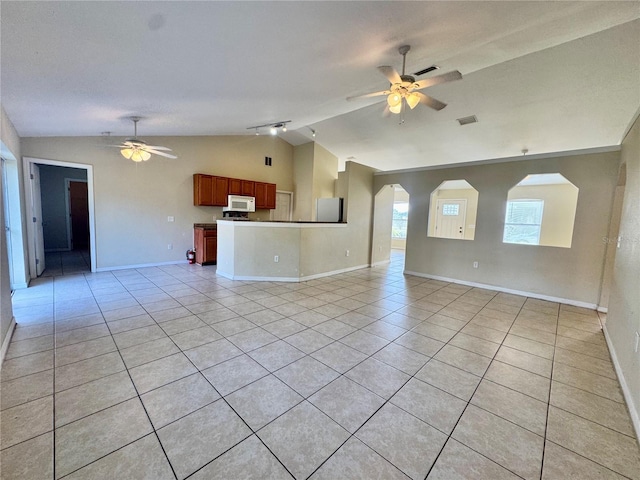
215, 219, 366, 282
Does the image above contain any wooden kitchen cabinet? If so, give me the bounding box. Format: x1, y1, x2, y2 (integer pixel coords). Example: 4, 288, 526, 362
255, 182, 276, 209
194, 225, 217, 265
229, 178, 254, 196
228, 178, 242, 195
193, 174, 228, 206
213, 176, 229, 206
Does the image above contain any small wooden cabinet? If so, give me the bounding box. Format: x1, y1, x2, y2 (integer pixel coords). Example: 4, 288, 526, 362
194, 225, 217, 265
255, 182, 276, 209
193, 174, 228, 206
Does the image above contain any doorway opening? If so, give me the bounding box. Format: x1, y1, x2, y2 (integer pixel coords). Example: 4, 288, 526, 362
23, 157, 96, 278
371, 184, 410, 269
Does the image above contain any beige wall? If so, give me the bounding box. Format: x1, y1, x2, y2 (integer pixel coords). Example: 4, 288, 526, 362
371, 184, 394, 265
0, 106, 22, 355
428, 187, 478, 240
375, 150, 620, 305
293, 142, 314, 221
21, 135, 294, 269
508, 183, 578, 247
293, 142, 339, 221
607, 114, 640, 435
312, 143, 339, 203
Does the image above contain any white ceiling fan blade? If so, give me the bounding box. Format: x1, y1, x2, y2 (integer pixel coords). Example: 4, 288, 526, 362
105, 144, 127, 148
144, 145, 172, 151
145, 148, 177, 159
377, 65, 402, 84
416, 92, 447, 111
347, 90, 391, 101
412, 70, 462, 90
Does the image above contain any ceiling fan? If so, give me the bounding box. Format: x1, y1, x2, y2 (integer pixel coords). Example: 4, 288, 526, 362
108, 116, 177, 162
347, 45, 462, 114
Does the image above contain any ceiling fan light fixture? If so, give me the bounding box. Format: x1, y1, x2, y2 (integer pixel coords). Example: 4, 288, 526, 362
120, 147, 134, 159
270, 126, 278, 135
406, 92, 420, 109
389, 103, 402, 114
387, 92, 402, 108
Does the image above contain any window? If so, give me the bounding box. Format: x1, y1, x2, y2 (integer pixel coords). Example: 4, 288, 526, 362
392, 202, 408, 239
503, 199, 544, 245
442, 203, 460, 216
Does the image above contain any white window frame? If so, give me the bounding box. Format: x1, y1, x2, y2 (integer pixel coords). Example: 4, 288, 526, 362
503, 199, 544, 245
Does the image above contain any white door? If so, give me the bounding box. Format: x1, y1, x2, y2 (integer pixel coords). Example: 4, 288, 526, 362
435, 199, 466, 239
31, 163, 46, 276
271, 191, 292, 221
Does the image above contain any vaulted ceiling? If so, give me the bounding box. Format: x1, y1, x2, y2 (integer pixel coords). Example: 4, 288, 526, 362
2, 1, 639, 170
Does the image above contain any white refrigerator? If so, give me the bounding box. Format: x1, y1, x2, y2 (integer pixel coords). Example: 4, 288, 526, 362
316, 198, 344, 222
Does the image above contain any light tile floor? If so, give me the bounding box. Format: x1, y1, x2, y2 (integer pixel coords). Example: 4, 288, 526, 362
41, 250, 91, 277
2, 251, 639, 479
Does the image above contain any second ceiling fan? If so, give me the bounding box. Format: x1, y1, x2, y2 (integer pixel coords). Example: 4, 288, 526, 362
347, 45, 462, 114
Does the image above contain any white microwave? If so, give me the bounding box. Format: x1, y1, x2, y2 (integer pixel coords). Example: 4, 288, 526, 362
223, 195, 256, 212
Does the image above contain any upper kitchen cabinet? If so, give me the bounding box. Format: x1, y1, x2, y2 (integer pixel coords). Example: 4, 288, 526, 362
193, 174, 228, 206
229, 178, 255, 197
255, 182, 276, 209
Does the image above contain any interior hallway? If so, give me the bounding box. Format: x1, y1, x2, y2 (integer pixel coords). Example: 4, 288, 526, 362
1, 251, 639, 479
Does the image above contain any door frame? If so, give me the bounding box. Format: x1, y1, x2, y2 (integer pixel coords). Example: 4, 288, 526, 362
23, 157, 96, 276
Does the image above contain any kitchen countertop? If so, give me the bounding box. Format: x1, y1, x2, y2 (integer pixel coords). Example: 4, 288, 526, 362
193, 223, 217, 229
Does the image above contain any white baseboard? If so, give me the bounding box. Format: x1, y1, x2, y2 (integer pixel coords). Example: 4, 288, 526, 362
95, 260, 187, 272
403, 271, 598, 310
0, 317, 17, 368
597, 306, 609, 313
217, 264, 370, 283
10, 281, 29, 290
602, 325, 640, 443
372, 259, 391, 267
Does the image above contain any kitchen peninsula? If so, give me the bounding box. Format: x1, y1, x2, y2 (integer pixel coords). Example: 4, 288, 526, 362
216, 219, 367, 282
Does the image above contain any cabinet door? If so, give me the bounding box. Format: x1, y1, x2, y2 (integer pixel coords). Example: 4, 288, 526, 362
204, 236, 217, 263
254, 182, 267, 209
213, 176, 229, 206
228, 178, 242, 195
194, 228, 205, 264
193, 174, 214, 206
241, 180, 255, 197
265, 183, 276, 209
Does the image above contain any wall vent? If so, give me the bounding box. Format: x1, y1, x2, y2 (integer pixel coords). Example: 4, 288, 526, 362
457, 115, 478, 126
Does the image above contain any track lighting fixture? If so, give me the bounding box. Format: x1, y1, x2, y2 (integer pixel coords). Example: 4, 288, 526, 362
307, 126, 316, 138
247, 120, 291, 136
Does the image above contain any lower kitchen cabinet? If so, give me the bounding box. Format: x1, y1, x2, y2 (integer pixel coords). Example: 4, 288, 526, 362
194, 225, 217, 265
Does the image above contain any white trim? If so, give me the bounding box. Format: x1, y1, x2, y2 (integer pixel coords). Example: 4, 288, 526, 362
217, 264, 370, 283
597, 306, 608, 313
0, 317, 17, 368
95, 260, 186, 272
603, 325, 640, 443
23, 157, 97, 274
372, 260, 391, 267
403, 270, 598, 309
9, 281, 29, 290
375, 145, 621, 176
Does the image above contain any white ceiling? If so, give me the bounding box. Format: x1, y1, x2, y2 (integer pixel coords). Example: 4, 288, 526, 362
2, 1, 639, 171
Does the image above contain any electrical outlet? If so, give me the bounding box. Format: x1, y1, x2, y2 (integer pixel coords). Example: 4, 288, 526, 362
274, 255, 279, 263
167, 216, 174, 222
167, 244, 173, 250
345, 250, 349, 257
473, 261, 479, 269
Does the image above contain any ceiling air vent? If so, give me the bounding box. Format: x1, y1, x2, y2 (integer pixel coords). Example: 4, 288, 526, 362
457, 115, 478, 126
